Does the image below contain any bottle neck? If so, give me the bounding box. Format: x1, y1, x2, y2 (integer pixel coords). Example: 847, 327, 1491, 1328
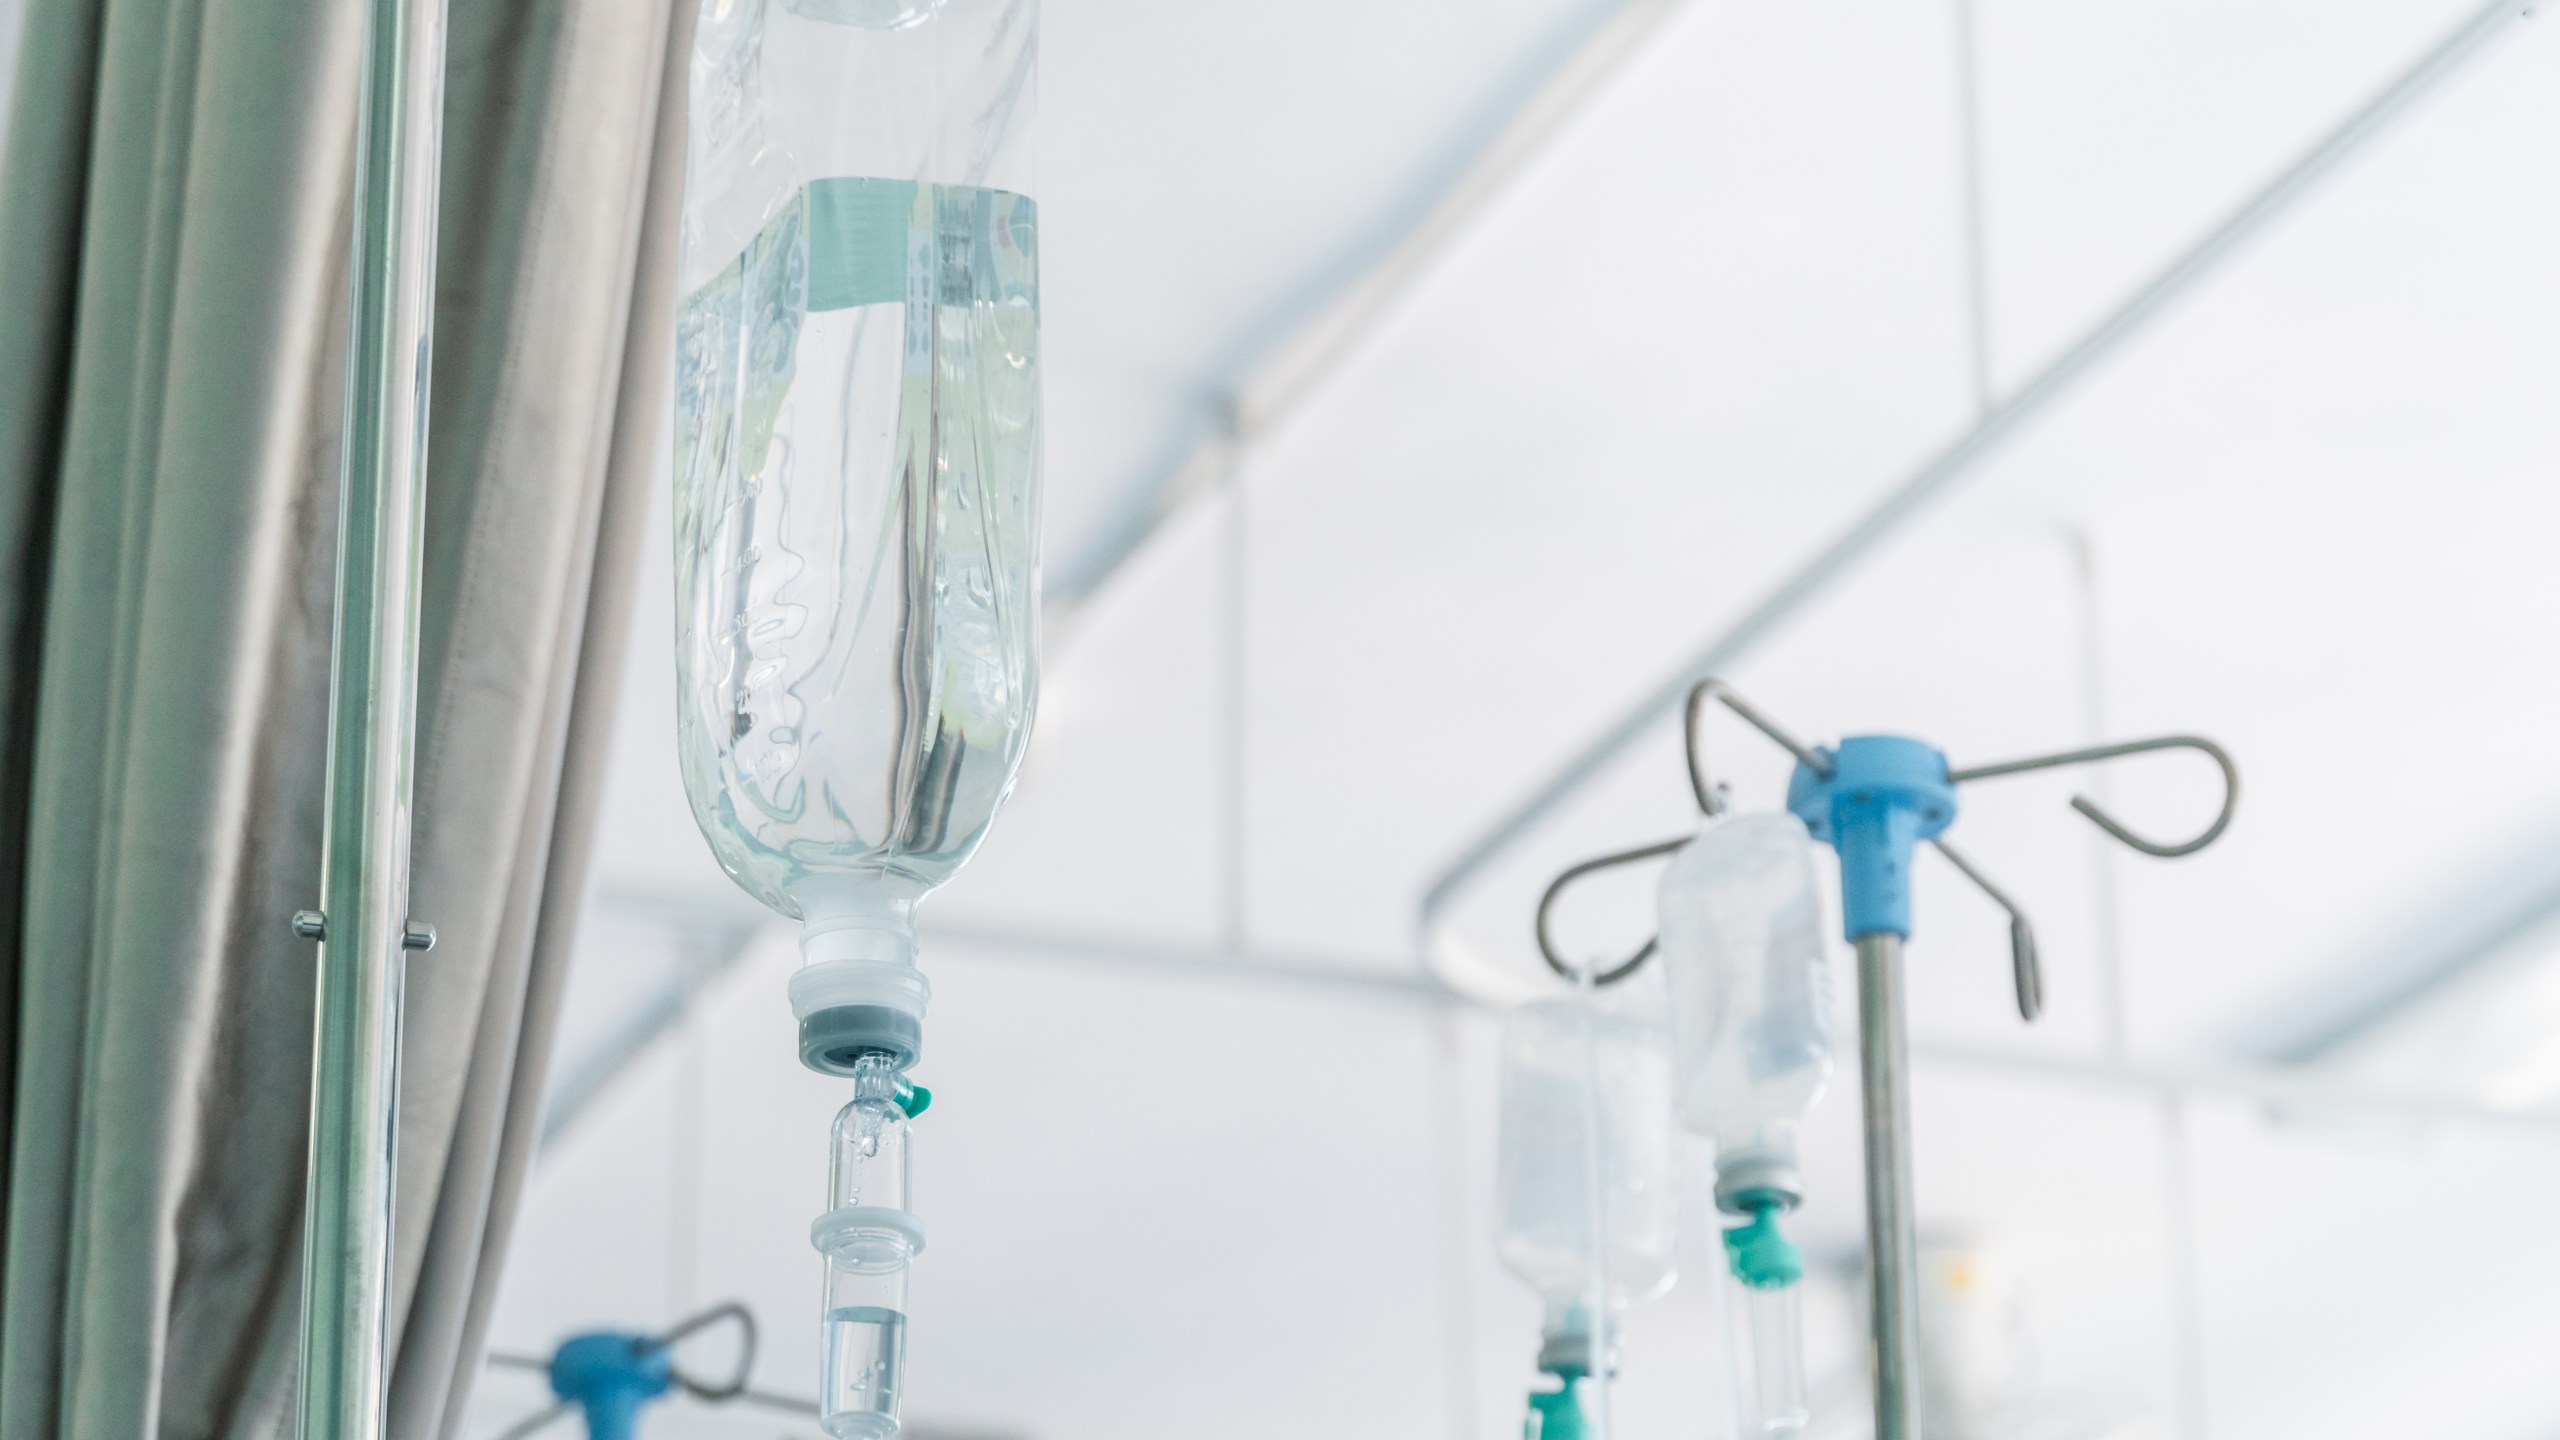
1536, 1303, 1613, 1380
786, 879, 935, 1077
792, 872, 928, 968
1713, 1129, 1804, 1215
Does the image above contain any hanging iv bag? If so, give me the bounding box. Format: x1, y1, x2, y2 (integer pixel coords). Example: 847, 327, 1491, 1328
675, 3, 1036, 1435
1657, 812, 1833, 1440
675, 0, 1039, 1058
1495, 996, 1677, 1434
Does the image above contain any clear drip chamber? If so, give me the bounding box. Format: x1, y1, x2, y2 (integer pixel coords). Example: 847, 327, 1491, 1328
816, 1056, 924, 1439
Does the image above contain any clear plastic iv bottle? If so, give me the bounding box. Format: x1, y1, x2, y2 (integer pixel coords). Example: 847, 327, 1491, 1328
1495, 998, 1677, 1435
815, 1055, 924, 1439
1656, 812, 1833, 1439
674, 0, 1040, 1064
678, 3, 1036, 1431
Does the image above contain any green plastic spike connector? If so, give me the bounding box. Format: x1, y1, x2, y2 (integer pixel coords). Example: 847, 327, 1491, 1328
897, 1082, 932, 1119
1525, 1376, 1586, 1440
1722, 1204, 1804, 1289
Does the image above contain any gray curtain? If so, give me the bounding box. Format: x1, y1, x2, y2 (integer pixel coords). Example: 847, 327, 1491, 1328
0, 0, 691, 1435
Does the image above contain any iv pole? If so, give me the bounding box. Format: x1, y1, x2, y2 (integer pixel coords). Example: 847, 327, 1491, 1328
1535, 681, 2236, 1439
291, 0, 448, 1433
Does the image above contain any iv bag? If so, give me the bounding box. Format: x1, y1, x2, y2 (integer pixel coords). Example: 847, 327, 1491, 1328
1494, 999, 1679, 1320
1656, 812, 1833, 1179
1660, 814, 1829, 1440
673, 0, 1040, 1005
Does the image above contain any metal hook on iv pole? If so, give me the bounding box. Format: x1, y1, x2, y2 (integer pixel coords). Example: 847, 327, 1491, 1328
1687, 683, 2053, 1017
1533, 682, 1829, 982
1533, 683, 2236, 1010
1682, 677, 1832, 811
1539, 682, 2016, 992
1926, 838, 2042, 1020
1908, 736, 2237, 1018
1947, 734, 2241, 857
1534, 838, 1687, 985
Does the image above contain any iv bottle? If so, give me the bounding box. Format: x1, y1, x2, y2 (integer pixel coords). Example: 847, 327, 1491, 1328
1495, 998, 1677, 1433
1658, 812, 1832, 1189
1656, 812, 1832, 1439
815, 1055, 925, 1439
678, 4, 1034, 1431
674, 0, 1041, 1070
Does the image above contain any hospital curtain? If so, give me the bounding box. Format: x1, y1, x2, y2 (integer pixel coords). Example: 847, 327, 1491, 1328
0, 0, 691, 1434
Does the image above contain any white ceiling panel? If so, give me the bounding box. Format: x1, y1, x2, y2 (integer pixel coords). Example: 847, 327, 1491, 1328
1242, 0, 1973, 964
2189, 1097, 2560, 1437
1952, 17, 2560, 1058
1040, 0, 1630, 581
1971, 0, 2490, 395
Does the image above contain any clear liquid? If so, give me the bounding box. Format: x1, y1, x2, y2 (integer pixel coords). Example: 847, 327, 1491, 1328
674, 178, 1040, 920
822, 1305, 908, 1438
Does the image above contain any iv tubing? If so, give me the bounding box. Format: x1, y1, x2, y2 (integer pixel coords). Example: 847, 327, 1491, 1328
1573, 967, 1616, 1440
1743, 1282, 1809, 1437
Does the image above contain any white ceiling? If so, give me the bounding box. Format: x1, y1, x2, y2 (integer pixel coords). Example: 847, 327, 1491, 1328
505, 2, 2560, 1437
1037, 0, 1629, 593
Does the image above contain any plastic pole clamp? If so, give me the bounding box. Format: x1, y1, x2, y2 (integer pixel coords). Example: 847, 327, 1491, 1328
1787, 735, 1956, 940
549, 1332, 673, 1440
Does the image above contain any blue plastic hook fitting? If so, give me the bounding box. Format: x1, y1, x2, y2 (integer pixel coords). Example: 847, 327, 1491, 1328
1786, 735, 1957, 941
550, 1332, 674, 1440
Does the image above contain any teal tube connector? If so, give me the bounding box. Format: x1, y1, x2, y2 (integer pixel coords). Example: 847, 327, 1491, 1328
1525, 1370, 1587, 1440
1723, 1204, 1805, 1290
896, 1080, 932, 1118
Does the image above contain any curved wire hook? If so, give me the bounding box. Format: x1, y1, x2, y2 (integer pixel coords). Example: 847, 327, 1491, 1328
1929, 839, 2042, 1021
652, 1301, 758, 1402
1683, 678, 1832, 816
1947, 734, 2239, 858
1535, 836, 1689, 986
1682, 684, 1727, 816
1534, 680, 1825, 988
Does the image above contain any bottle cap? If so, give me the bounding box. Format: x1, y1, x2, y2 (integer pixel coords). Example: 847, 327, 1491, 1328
1713, 1151, 1803, 1215
799, 1005, 922, 1073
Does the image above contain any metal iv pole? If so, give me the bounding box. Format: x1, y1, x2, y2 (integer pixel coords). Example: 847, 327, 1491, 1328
1534, 682, 2237, 1439
291, 0, 447, 1433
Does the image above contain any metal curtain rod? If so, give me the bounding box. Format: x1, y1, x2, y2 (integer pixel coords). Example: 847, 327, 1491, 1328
291, 0, 448, 1434
1419, 0, 2542, 945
